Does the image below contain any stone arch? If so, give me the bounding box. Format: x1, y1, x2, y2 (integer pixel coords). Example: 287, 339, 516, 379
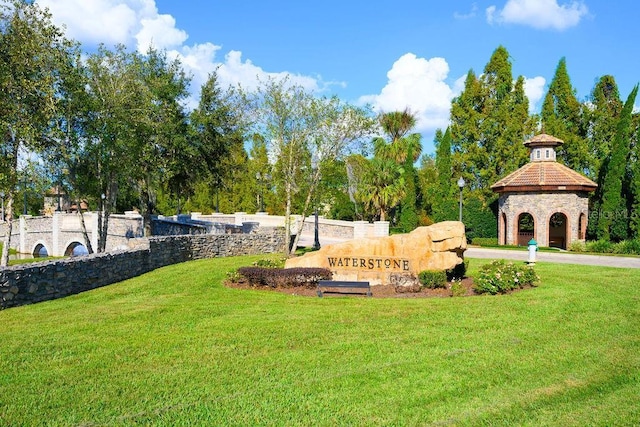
32, 242, 49, 257
578, 212, 587, 240
64, 241, 89, 257
515, 211, 536, 246
548, 211, 569, 249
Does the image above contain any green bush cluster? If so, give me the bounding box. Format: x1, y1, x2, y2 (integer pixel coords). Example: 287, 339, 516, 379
570, 239, 640, 255
470, 237, 498, 246
474, 260, 539, 295
418, 270, 447, 289
450, 280, 466, 297
237, 266, 332, 288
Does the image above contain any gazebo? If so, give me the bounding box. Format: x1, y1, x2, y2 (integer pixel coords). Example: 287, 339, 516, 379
491, 133, 597, 249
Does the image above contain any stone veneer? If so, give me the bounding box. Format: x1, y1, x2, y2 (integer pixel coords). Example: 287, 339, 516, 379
0, 228, 284, 309
498, 191, 590, 247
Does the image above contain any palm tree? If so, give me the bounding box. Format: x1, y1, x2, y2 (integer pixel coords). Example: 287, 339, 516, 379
358, 158, 405, 221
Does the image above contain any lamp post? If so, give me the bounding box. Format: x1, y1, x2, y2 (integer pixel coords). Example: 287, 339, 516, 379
311, 159, 321, 250
0, 191, 4, 222
457, 177, 465, 222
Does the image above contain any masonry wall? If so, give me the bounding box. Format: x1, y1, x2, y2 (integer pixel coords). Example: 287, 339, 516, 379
498, 191, 590, 247
0, 228, 285, 309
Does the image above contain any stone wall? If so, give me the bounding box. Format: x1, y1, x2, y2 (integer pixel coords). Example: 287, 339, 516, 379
0, 227, 285, 309
498, 191, 590, 247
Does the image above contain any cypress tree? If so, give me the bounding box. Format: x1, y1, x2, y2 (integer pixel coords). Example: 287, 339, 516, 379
597, 85, 638, 241
433, 128, 456, 222
584, 76, 622, 238
541, 58, 590, 174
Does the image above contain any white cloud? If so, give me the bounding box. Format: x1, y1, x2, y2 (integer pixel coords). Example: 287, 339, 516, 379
524, 76, 546, 111
486, 0, 588, 30
454, 3, 479, 20
136, 14, 188, 52
358, 53, 455, 135
38, 0, 138, 45
37, 0, 333, 109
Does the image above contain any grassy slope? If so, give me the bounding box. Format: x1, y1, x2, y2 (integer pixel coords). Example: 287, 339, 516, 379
0, 255, 638, 426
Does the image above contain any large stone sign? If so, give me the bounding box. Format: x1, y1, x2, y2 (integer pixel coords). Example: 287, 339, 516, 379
285, 221, 466, 286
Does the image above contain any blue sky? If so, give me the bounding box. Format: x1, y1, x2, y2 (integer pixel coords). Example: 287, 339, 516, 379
36, 0, 640, 154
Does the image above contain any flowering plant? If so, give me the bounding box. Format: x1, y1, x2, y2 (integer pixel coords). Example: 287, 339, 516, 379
474, 260, 539, 295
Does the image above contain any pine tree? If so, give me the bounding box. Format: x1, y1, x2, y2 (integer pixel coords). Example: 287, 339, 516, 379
597, 85, 638, 241
541, 58, 590, 174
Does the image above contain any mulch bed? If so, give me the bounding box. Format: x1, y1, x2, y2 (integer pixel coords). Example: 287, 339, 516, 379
224, 277, 478, 298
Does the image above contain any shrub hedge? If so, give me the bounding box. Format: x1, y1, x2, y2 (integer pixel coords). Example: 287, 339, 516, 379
237, 266, 332, 288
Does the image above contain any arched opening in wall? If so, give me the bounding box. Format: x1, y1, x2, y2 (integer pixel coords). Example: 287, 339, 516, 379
500, 212, 507, 245
549, 212, 567, 249
578, 213, 587, 240
64, 242, 89, 257
517, 213, 535, 246
33, 244, 48, 258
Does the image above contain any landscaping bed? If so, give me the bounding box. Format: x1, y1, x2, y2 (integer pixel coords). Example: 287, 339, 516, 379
225, 277, 478, 297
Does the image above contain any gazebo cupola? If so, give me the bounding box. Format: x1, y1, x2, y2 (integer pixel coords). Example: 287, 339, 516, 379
491, 133, 597, 249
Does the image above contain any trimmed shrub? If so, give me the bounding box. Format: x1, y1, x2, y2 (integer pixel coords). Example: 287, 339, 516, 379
613, 239, 640, 255
474, 260, 539, 295
237, 267, 332, 288
568, 241, 586, 252
450, 280, 466, 297
418, 270, 447, 289
586, 239, 614, 253
470, 237, 498, 247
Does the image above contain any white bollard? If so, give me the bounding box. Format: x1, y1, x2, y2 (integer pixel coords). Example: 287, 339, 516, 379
527, 239, 538, 265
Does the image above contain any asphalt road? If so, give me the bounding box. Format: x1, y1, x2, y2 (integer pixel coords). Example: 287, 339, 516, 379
466, 247, 640, 269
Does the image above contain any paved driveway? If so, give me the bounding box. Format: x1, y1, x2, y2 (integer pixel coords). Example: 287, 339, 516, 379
465, 247, 640, 269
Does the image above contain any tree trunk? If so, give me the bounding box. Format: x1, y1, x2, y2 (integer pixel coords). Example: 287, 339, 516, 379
77, 207, 94, 254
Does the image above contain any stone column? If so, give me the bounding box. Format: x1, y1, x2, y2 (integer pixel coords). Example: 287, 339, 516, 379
234, 212, 247, 226
353, 221, 369, 239
52, 212, 61, 256
374, 221, 389, 237
19, 215, 30, 254
90, 212, 99, 252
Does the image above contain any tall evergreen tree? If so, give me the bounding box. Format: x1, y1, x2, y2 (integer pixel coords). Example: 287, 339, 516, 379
432, 128, 456, 222
597, 85, 638, 241
584, 75, 622, 238
541, 57, 590, 174
449, 46, 532, 237
451, 46, 531, 202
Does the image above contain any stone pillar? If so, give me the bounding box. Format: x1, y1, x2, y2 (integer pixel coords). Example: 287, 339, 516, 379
19, 215, 30, 254
52, 212, 61, 256
90, 212, 99, 252
374, 221, 389, 237
353, 221, 369, 239
234, 212, 247, 226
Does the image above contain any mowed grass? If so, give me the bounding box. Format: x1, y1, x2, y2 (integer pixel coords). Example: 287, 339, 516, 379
1, 255, 639, 426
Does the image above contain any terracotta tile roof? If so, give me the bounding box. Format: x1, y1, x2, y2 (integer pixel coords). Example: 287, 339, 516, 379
491, 161, 597, 193
523, 133, 564, 147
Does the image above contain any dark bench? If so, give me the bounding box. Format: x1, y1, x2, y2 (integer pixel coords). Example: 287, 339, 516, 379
317, 280, 372, 297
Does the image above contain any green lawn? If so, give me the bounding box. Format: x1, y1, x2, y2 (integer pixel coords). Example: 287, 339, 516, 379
1, 255, 638, 426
